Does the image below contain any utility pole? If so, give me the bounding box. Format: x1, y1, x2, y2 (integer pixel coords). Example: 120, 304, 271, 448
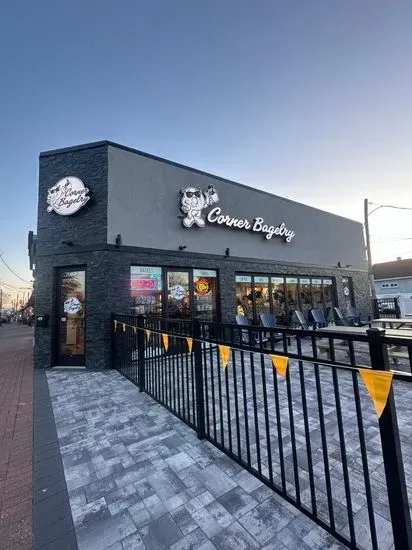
364, 198, 376, 299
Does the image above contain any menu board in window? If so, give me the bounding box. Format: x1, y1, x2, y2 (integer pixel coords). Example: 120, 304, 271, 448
130, 266, 162, 315
193, 269, 218, 321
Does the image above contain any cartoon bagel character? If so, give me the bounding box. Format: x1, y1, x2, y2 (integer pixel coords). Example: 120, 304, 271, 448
47, 179, 70, 212
180, 185, 219, 228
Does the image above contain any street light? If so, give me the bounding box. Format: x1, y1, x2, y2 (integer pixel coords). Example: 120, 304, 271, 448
364, 199, 377, 299
364, 199, 412, 300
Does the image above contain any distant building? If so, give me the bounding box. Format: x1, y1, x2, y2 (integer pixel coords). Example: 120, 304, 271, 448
373, 258, 412, 316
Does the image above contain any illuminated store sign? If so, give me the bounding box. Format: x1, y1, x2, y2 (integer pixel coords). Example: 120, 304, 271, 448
47, 177, 90, 215
179, 185, 295, 243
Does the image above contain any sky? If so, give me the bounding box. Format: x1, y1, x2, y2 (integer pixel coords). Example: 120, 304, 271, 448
0, 0, 411, 306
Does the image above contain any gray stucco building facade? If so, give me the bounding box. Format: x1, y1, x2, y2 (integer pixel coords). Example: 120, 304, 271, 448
33, 140, 369, 369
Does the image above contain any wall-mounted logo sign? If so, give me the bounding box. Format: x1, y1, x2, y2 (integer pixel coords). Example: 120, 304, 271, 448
47, 177, 90, 216
179, 185, 219, 227
170, 285, 187, 300
195, 279, 210, 296
179, 185, 295, 243
64, 297, 82, 315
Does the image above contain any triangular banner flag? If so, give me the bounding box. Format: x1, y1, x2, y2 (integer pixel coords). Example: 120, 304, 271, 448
132, 326, 137, 335
114, 320, 118, 331
162, 333, 169, 352
186, 338, 193, 353
359, 369, 393, 418
145, 329, 151, 342
219, 345, 230, 369
122, 323, 126, 332
271, 355, 289, 377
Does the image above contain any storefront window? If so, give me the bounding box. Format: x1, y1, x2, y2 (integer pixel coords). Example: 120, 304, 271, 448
166, 271, 190, 318
236, 273, 336, 325
299, 278, 312, 316
286, 278, 299, 322
311, 279, 323, 309
323, 279, 334, 320
193, 269, 218, 322
254, 276, 270, 320
236, 276, 253, 320
131, 266, 162, 315
271, 277, 286, 325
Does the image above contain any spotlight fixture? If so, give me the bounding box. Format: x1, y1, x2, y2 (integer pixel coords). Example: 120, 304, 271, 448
115, 234, 122, 248
337, 261, 341, 268
178, 245, 187, 251
225, 248, 230, 257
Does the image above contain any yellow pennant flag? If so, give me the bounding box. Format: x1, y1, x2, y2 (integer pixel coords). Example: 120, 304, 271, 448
145, 329, 151, 342
132, 326, 137, 335
162, 333, 169, 351
122, 323, 126, 332
359, 369, 393, 418
186, 338, 193, 353
219, 345, 231, 369
271, 355, 289, 377
114, 320, 118, 331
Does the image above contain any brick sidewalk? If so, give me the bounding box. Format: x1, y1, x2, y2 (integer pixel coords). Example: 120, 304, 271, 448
0, 325, 34, 550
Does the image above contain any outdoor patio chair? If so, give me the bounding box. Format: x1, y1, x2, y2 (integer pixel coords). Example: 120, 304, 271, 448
291, 310, 310, 330
259, 312, 288, 345
346, 305, 367, 326
310, 308, 328, 329
334, 307, 353, 327
235, 315, 268, 346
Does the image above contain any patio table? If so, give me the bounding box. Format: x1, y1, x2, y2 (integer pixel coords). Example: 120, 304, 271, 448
370, 318, 412, 330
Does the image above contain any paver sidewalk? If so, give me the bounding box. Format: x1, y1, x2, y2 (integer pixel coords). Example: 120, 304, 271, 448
46, 369, 347, 550
0, 324, 34, 550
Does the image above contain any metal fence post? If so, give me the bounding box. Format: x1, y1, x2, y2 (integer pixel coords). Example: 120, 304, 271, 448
367, 328, 412, 549
193, 319, 205, 440
137, 315, 145, 392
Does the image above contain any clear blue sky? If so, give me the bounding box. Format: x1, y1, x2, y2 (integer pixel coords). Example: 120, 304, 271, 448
1, 0, 411, 304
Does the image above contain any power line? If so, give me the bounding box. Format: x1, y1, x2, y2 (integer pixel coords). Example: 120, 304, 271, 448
368, 201, 412, 214
0, 254, 32, 284
0, 281, 32, 291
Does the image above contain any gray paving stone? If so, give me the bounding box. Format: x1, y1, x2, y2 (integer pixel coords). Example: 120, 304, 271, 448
191, 507, 225, 538
171, 505, 200, 536
121, 531, 146, 549
148, 467, 188, 501
238, 497, 295, 545
218, 486, 260, 521
139, 514, 183, 550
65, 461, 98, 491
76, 511, 137, 550
166, 451, 196, 472
169, 528, 208, 550
72, 496, 109, 528
143, 493, 168, 519
197, 464, 238, 498
211, 521, 260, 549
128, 501, 152, 529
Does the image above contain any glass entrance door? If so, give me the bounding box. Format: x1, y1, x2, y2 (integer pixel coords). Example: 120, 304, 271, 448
56, 269, 86, 366
165, 270, 191, 319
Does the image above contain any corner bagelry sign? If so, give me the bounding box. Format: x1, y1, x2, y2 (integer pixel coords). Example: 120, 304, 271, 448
47, 176, 90, 216
179, 185, 295, 243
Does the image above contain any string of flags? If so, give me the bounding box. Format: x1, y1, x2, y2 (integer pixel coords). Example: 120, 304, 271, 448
113, 319, 393, 418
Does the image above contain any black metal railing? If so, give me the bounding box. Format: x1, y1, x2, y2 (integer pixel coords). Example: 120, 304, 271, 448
112, 314, 412, 550
373, 297, 401, 319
